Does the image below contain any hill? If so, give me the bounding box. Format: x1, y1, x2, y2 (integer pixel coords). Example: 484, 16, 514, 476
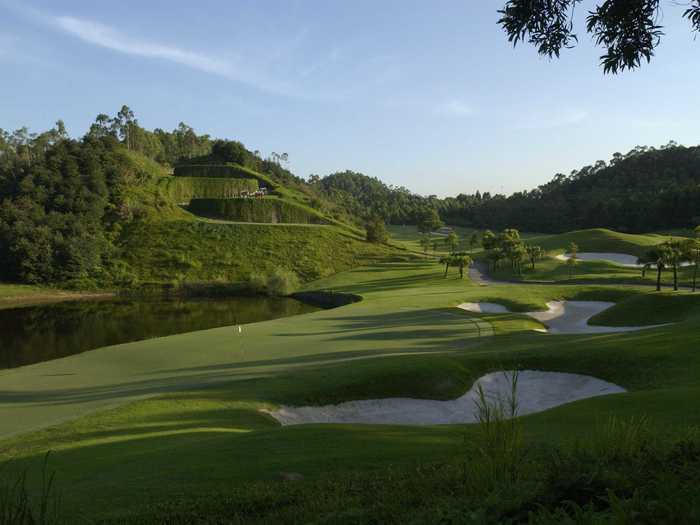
315, 144, 700, 234
441, 143, 700, 232
0, 113, 389, 289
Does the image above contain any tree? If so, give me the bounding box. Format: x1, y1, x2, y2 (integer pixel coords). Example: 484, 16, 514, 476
566, 242, 579, 278
439, 255, 452, 278
419, 234, 431, 254
113, 105, 136, 150
453, 254, 473, 279
498, 1, 700, 74
692, 226, 700, 292
365, 215, 389, 244
525, 244, 545, 270
469, 232, 479, 251
482, 230, 497, 250
639, 245, 671, 291
416, 208, 443, 234
439, 254, 473, 279
566, 255, 577, 279
664, 240, 688, 291
445, 231, 459, 254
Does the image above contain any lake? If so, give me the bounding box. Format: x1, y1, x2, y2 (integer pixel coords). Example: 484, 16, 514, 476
0, 296, 318, 369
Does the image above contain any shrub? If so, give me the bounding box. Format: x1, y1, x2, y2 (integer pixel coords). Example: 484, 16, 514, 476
247, 272, 267, 294
365, 216, 389, 244
266, 269, 300, 297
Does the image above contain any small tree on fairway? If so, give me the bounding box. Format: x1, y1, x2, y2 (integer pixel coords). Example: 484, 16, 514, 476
470, 232, 479, 252
639, 245, 671, 292
525, 245, 545, 270
691, 227, 700, 292
455, 254, 473, 279
432, 239, 440, 253
568, 242, 579, 259
665, 240, 687, 291
445, 231, 459, 254
419, 234, 431, 255
439, 256, 451, 278
566, 255, 577, 279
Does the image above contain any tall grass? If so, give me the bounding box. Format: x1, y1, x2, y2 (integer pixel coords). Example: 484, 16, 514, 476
0, 455, 64, 525
465, 371, 527, 493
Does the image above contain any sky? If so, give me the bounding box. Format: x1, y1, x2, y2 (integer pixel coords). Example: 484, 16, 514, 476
1, 1, 699, 197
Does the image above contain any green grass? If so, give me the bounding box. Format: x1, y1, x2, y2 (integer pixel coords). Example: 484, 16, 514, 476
116, 220, 397, 285
490, 252, 700, 287
386, 224, 481, 254
589, 290, 700, 326
527, 227, 689, 257
3, 236, 700, 521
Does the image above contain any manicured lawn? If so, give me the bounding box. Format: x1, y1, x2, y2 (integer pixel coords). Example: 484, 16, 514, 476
2, 247, 700, 520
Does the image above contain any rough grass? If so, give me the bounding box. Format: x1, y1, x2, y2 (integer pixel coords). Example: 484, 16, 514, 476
116, 220, 396, 285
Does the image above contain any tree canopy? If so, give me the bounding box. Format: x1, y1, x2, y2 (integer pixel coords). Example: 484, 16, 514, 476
499, 0, 700, 73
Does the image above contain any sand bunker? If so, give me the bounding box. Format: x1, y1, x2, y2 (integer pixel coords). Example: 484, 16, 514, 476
458, 302, 509, 314
457, 300, 664, 334
266, 370, 625, 426
555, 252, 641, 267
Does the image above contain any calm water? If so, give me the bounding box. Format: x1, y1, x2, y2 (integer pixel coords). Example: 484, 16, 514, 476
0, 296, 318, 369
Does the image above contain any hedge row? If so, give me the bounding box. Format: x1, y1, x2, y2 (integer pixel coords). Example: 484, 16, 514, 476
173, 164, 276, 189
188, 198, 327, 224
157, 177, 258, 203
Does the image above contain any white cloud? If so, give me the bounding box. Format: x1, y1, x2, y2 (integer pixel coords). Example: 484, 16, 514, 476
434, 99, 474, 117
7, 7, 296, 97
55, 16, 234, 77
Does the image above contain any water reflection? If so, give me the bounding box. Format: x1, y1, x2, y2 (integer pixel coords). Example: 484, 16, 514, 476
0, 296, 318, 369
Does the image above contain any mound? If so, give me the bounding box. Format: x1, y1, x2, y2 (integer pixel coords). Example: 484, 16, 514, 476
266, 370, 625, 426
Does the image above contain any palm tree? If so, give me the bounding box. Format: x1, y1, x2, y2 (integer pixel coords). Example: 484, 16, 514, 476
664, 240, 688, 291
525, 245, 544, 270
453, 254, 473, 279
439, 256, 451, 278
639, 245, 671, 291
691, 227, 700, 292
439, 254, 473, 279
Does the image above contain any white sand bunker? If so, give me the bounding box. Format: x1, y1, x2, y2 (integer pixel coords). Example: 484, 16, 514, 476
555, 252, 641, 267
266, 370, 625, 426
458, 300, 663, 334
458, 302, 509, 314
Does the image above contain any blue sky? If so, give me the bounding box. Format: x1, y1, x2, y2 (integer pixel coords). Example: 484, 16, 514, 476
1, 1, 698, 196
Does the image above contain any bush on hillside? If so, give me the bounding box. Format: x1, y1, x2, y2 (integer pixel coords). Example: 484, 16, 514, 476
365, 216, 389, 243
266, 269, 300, 297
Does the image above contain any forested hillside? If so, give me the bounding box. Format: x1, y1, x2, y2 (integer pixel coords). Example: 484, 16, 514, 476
0, 107, 371, 287
317, 144, 700, 233
440, 143, 700, 232
3, 106, 699, 288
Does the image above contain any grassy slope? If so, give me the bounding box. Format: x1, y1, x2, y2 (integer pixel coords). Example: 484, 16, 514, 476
528, 227, 686, 256
484, 227, 698, 286
110, 151, 377, 286
2, 251, 700, 519
117, 221, 394, 284
386, 225, 480, 254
